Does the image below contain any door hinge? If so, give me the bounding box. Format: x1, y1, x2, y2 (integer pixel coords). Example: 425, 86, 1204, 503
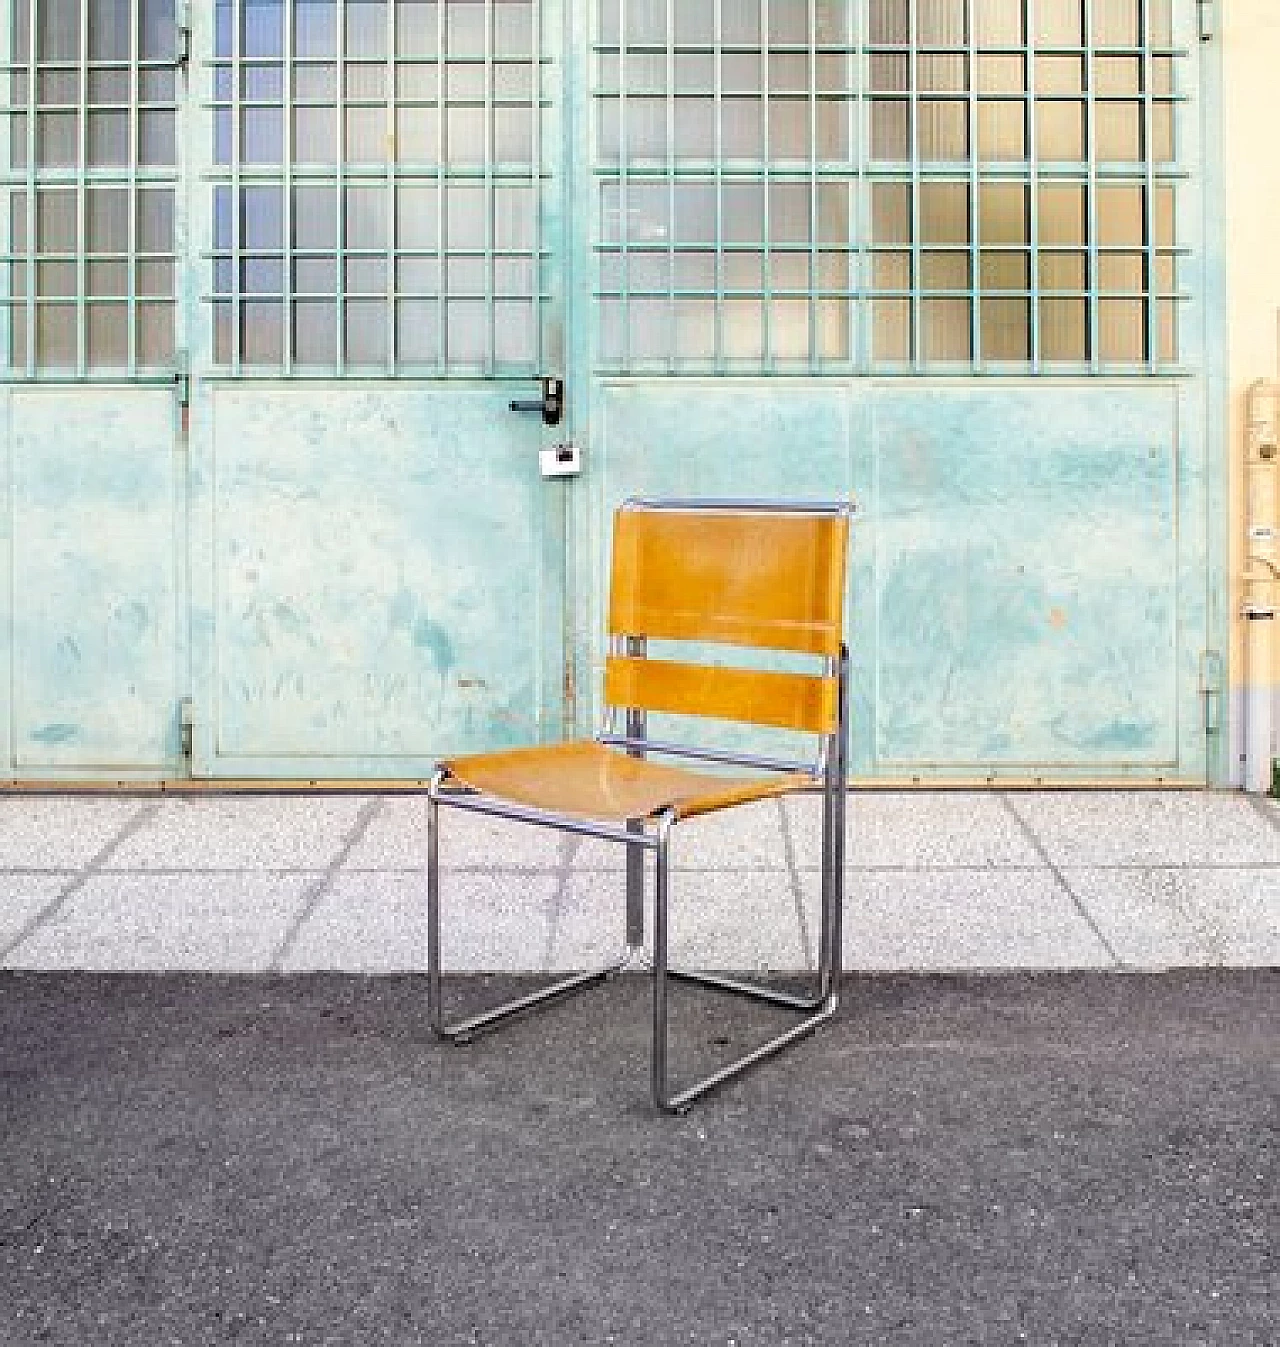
179, 697, 194, 760
1197, 0, 1216, 41
174, 347, 190, 409
1199, 651, 1224, 736
175, 0, 191, 65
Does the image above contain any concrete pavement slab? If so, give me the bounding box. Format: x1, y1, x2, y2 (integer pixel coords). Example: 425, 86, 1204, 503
788, 791, 1042, 869
344, 793, 561, 869
0, 797, 143, 869
1066, 867, 1280, 968
807, 869, 1118, 971
1006, 790, 1280, 866
283, 871, 559, 973
105, 796, 374, 871
551, 868, 807, 973
3, 873, 313, 971
0, 876, 71, 954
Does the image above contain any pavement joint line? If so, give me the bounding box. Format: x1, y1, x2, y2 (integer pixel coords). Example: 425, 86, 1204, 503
0, 800, 161, 965
266, 797, 384, 972
777, 798, 815, 973
542, 831, 581, 970
1244, 793, 1280, 832
998, 792, 1125, 969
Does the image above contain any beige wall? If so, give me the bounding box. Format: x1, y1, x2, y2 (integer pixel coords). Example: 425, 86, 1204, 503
1222, 0, 1280, 773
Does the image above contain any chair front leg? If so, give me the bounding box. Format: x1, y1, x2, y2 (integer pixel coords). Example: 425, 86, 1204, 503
427, 772, 629, 1044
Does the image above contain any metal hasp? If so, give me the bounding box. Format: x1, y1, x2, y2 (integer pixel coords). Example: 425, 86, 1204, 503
509, 376, 564, 426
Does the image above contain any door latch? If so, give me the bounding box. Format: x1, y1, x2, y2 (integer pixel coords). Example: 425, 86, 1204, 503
510, 376, 564, 426
539, 443, 581, 478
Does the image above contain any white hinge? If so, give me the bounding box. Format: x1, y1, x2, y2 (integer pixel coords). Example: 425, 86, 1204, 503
175, 0, 191, 65
1197, 0, 1216, 41
1198, 651, 1224, 736
179, 697, 194, 759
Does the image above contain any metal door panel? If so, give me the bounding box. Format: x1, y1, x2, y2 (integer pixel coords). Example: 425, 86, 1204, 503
9, 388, 181, 770
196, 383, 555, 775
869, 382, 1193, 775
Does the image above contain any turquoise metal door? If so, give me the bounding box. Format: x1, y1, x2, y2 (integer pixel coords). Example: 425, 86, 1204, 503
574, 0, 1216, 784
0, 0, 1220, 785
187, 0, 571, 777
0, 1, 188, 779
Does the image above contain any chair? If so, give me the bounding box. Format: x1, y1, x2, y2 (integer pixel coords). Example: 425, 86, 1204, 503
426, 498, 852, 1113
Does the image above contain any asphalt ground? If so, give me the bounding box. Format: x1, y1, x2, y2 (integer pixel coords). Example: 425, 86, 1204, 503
1, 970, 1275, 1347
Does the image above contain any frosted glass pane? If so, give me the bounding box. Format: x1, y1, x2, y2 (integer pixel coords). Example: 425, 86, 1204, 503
346, 299, 388, 363
1035, 0, 1082, 48
817, 297, 849, 359
981, 298, 1029, 360
39, 190, 79, 253
242, 107, 284, 163
772, 299, 811, 360
674, 299, 715, 361
39, 0, 81, 60
869, 0, 908, 45
446, 1, 485, 56
242, 300, 285, 364
722, 299, 762, 360
979, 182, 1028, 245
872, 252, 911, 289
295, 107, 339, 164
1035, 55, 1084, 94
243, 0, 284, 57
294, 257, 337, 291
346, 0, 386, 59
346, 256, 387, 292
921, 297, 970, 360
39, 261, 77, 296
1039, 252, 1085, 290
294, 298, 338, 363
88, 303, 128, 366
768, 100, 809, 160
396, 184, 439, 248
296, 0, 337, 57
37, 113, 78, 169
871, 101, 909, 160
137, 189, 174, 252
918, 55, 968, 94
494, 3, 534, 59
722, 98, 763, 159
624, 0, 665, 45
397, 299, 439, 361
396, 105, 439, 163
1095, 103, 1142, 162
723, 253, 763, 289
675, 98, 715, 160
88, 111, 129, 167
36, 305, 76, 365
446, 297, 490, 360
979, 250, 1029, 290
918, 0, 966, 47
446, 185, 485, 244
921, 252, 969, 290
88, 259, 128, 295
136, 302, 174, 364
919, 100, 968, 160
242, 185, 283, 247
769, 0, 808, 45
673, 183, 716, 244
346, 186, 388, 248
870, 55, 908, 93
140, 0, 175, 59
348, 107, 389, 163
1093, 2, 1139, 47
1036, 102, 1084, 160
1097, 253, 1145, 293
396, 1, 439, 58
769, 183, 810, 245
975, 0, 1023, 47
494, 107, 533, 163
294, 185, 337, 247
90, 0, 131, 60
920, 183, 969, 245
872, 298, 910, 360
771, 251, 809, 290
494, 186, 534, 249
1098, 298, 1145, 361
723, 183, 764, 243
1039, 183, 1085, 245
978, 101, 1025, 161
493, 299, 535, 364
138, 111, 176, 167
1097, 184, 1144, 246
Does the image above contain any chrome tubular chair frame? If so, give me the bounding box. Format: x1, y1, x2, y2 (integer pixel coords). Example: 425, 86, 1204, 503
425, 499, 852, 1112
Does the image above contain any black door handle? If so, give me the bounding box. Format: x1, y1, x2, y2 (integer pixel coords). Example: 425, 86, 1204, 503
509, 376, 564, 426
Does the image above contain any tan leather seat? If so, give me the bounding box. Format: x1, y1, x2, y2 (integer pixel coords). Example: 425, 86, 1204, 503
444, 739, 816, 823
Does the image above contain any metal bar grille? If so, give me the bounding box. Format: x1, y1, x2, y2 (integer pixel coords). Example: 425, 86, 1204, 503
206, 0, 550, 376
592, 0, 1191, 377
2, 0, 180, 378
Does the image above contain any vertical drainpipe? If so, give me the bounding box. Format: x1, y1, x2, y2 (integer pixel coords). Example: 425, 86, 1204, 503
1242, 379, 1279, 792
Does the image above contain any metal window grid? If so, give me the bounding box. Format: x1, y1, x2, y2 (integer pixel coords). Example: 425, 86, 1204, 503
593, 0, 1192, 377
205, 0, 551, 377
